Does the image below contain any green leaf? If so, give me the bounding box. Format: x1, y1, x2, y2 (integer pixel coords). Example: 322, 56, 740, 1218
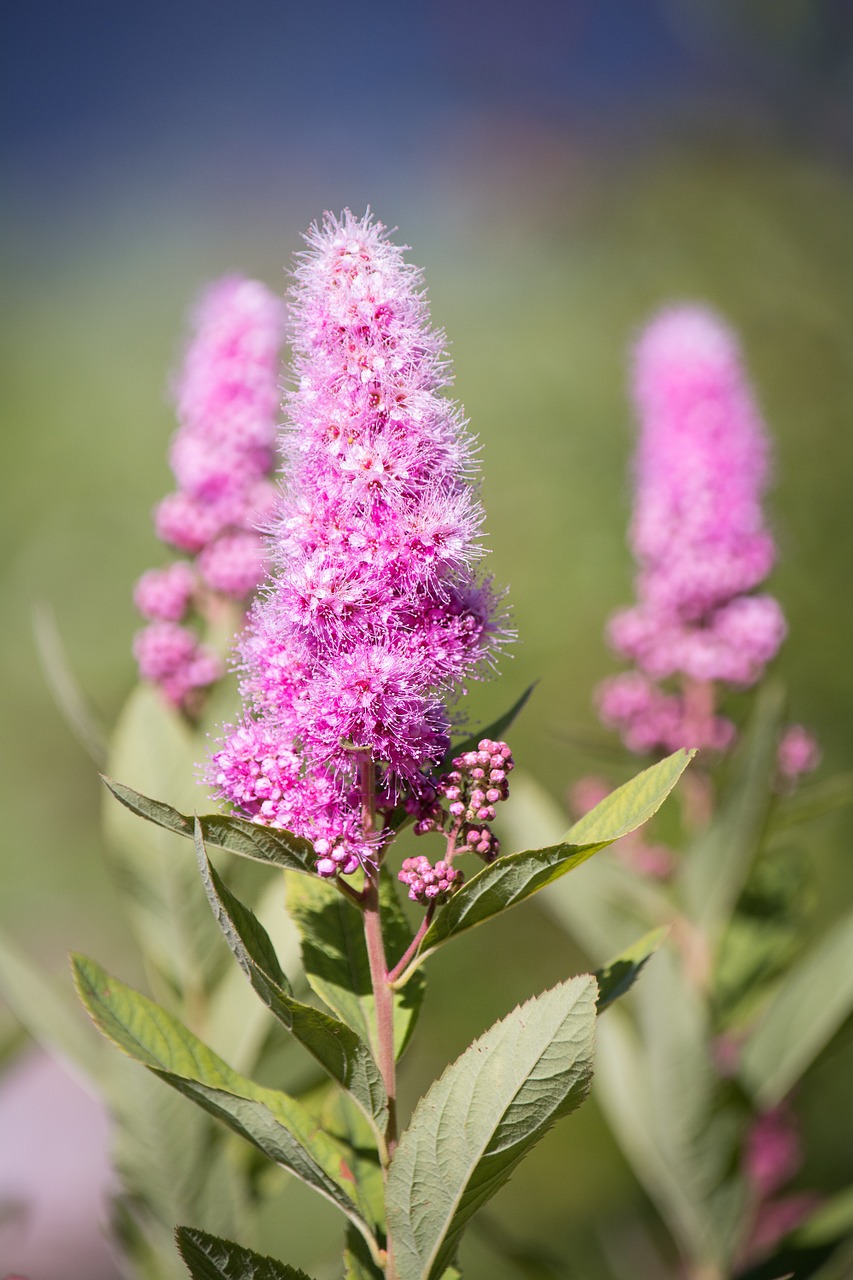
436, 684, 536, 775
498, 774, 669, 966
565, 750, 695, 845
343, 1223, 386, 1280
72, 954, 377, 1248
386, 976, 597, 1280
594, 1010, 718, 1265
205, 877, 305, 1074
108, 1061, 243, 1265
286, 870, 425, 1061
680, 681, 786, 941
413, 751, 692, 972
104, 773, 318, 875
596, 949, 743, 1271
595, 927, 669, 1013
194, 824, 388, 1135
176, 1225, 316, 1279
739, 908, 853, 1107
0, 929, 105, 1081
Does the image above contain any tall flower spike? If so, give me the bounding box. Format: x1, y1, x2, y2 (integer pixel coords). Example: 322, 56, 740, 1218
598, 306, 786, 754
134, 276, 285, 710
210, 211, 508, 877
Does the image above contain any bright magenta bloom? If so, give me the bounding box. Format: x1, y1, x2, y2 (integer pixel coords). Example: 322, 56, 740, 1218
211, 212, 507, 875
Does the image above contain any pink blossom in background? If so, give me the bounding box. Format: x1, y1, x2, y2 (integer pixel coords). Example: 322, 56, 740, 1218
597, 305, 786, 755
211, 211, 508, 878
133, 275, 285, 711
777, 723, 821, 783
745, 1103, 803, 1199
739, 1103, 821, 1266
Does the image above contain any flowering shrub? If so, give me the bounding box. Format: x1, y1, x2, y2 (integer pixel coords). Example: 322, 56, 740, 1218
2, 220, 850, 1280
67, 214, 692, 1280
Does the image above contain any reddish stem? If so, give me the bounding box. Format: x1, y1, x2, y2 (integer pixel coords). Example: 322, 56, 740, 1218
387, 903, 435, 986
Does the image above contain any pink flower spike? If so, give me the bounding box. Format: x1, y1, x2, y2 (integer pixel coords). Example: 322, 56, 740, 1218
597, 304, 785, 756
210, 211, 509, 878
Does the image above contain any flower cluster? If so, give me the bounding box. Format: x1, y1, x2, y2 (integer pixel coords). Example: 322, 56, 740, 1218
210, 212, 507, 876
133, 276, 285, 709
598, 306, 787, 755
398, 855, 463, 905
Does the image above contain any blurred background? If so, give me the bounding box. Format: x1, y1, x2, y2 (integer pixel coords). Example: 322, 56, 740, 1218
3, 1, 853, 1276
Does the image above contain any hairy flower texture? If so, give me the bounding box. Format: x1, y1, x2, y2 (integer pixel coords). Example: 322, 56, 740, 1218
211, 212, 507, 876
133, 275, 285, 709
600, 306, 786, 755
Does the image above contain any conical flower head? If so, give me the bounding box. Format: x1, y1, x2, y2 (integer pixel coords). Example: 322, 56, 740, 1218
599, 305, 786, 755
211, 212, 507, 874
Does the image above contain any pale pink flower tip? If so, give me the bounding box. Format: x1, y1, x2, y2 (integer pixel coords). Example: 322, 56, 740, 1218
744, 1104, 802, 1199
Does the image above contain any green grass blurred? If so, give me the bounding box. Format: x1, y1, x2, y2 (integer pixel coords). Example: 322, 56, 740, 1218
3, 136, 853, 1275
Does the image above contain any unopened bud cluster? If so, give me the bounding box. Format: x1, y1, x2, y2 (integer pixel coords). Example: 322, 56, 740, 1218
398, 855, 463, 905
444, 738, 513, 859
403, 738, 514, 870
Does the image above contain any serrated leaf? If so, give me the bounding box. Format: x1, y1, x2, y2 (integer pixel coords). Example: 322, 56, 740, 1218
739, 909, 853, 1107
499, 774, 669, 966
386, 976, 597, 1280
176, 1225, 316, 1279
194, 824, 388, 1135
680, 681, 786, 941
413, 752, 691, 970
108, 1058, 240, 1262
72, 955, 377, 1247
0, 929, 105, 1081
436, 684, 536, 775
595, 927, 669, 1013
286, 871, 425, 1061
205, 877, 305, 1073
565, 750, 695, 845
104, 773, 317, 875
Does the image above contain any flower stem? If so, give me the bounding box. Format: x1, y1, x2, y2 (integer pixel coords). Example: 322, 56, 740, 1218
359, 757, 398, 1165
387, 903, 435, 986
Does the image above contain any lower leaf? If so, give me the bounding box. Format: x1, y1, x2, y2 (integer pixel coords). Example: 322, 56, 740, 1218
176, 1225, 316, 1279
386, 975, 597, 1280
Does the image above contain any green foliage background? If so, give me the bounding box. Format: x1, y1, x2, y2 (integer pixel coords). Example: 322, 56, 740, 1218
3, 128, 853, 1274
